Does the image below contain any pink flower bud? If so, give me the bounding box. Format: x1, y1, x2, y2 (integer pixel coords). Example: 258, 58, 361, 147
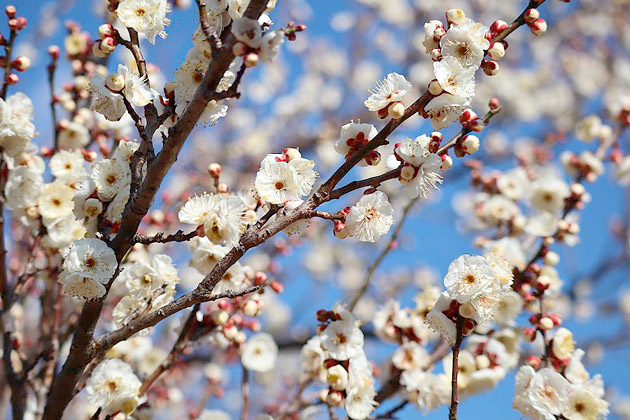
489, 96, 500, 110
48, 45, 60, 59
270, 281, 284, 293
98, 23, 113, 39
92, 43, 107, 58
525, 355, 541, 369
461, 134, 480, 154
459, 109, 478, 125
6, 73, 18, 85
430, 48, 442, 61
440, 153, 453, 171
490, 20, 508, 34
100, 36, 116, 54
433, 27, 446, 40
529, 18, 547, 36
12, 56, 30, 71
481, 60, 500, 76
217, 182, 229, 193
469, 119, 485, 132
487, 42, 505, 61
523, 327, 537, 342
208, 163, 222, 177
5, 6, 16, 19
524, 8, 540, 24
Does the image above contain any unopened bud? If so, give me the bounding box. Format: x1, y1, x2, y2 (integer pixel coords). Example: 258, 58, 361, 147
460, 109, 477, 125
490, 20, 508, 34
525, 355, 542, 369
459, 302, 476, 318
212, 310, 229, 326
100, 37, 116, 54
105, 74, 125, 91
92, 43, 107, 58
428, 79, 443, 96
487, 42, 505, 61
440, 154, 453, 171
529, 18, 547, 36
540, 317, 554, 330
446, 9, 466, 25
12, 56, 30, 71
98, 23, 113, 39
283, 147, 301, 161
400, 165, 416, 181
430, 48, 442, 61
524, 8, 540, 24
222, 323, 238, 339
387, 102, 405, 119
244, 52, 259, 67
543, 250, 559, 266
481, 60, 500, 76
6, 73, 18, 85
5, 6, 16, 19
217, 183, 229, 193
242, 300, 260, 317
461, 134, 480, 154
208, 163, 222, 177
48, 45, 60, 59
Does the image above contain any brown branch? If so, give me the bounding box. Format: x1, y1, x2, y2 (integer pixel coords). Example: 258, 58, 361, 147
0, 28, 17, 99
195, 0, 222, 52
47, 52, 60, 151
241, 365, 250, 420
449, 317, 465, 420
329, 168, 401, 201
133, 229, 197, 245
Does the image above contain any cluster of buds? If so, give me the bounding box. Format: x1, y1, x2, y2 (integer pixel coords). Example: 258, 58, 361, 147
1, 6, 28, 86
92, 24, 117, 58
524, 8, 547, 36
459, 109, 485, 132
421, 19, 445, 61
332, 207, 351, 239
283, 21, 306, 41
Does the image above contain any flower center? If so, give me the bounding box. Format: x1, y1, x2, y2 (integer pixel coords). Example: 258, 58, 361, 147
135, 8, 146, 16
85, 257, 97, 269
106, 174, 117, 185
457, 44, 470, 57
575, 402, 584, 413
107, 381, 118, 392
333, 333, 347, 345
52, 198, 61, 206
274, 181, 285, 190
465, 274, 476, 284
365, 208, 379, 220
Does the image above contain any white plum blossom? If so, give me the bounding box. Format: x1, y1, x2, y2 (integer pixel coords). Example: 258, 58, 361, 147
241, 333, 278, 372
433, 56, 476, 99
178, 193, 246, 246
0, 92, 35, 156
440, 17, 490, 68
320, 319, 364, 361
364, 72, 412, 111
513, 366, 571, 420
345, 191, 394, 242
89, 74, 127, 121
425, 93, 470, 130
116, 0, 171, 44
60, 238, 118, 299
443, 254, 495, 304
255, 153, 318, 204
86, 358, 141, 415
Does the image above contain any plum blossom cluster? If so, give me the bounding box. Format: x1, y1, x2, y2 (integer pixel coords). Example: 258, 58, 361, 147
426, 253, 515, 343
301, 304, 377, 419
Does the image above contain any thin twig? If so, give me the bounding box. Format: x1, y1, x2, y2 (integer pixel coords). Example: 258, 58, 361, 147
449, 317, 465, 420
